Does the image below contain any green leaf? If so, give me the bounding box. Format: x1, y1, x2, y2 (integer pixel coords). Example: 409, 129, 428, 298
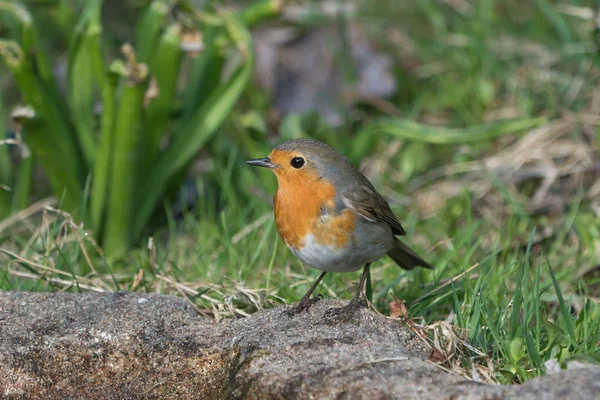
181, 25, 224, 120
524, 330, 543, 373
543, 319, 570, 348
135, 0, 169, 64
90, 71, 118, 234
0, 7, 86, 214
241, 0, 281, 28
103, 60, 149, 257
20, 115, 82, 213
67, 0, 103, 167
133, 13, 254, 239
509, 337, 525, 364
363, 117, 547, 144
0, 1, 63, 103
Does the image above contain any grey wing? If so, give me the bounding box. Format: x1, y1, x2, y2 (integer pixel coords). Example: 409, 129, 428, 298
341, 182, 406, 236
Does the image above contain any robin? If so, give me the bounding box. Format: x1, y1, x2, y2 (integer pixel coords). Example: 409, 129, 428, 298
247, 138, 432, 316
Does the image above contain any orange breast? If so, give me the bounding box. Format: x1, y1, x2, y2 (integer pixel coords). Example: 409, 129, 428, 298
274, 177, 356, 250
312, 209, 357, 248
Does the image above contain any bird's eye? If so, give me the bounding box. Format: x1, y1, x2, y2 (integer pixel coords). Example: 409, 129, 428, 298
290, 157, 305, 169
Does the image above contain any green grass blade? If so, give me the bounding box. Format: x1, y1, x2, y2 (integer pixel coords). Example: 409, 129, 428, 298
468, 274, 484, 342
10, 146, 32, 213
524, 329, 543, 375
451, 280, 464, 327
510, 229, 535, 338
265, 223, 278, 290
509, 257, 525, 338
247, 217, 274, 272
364, 117, 546, 144
0, 175, 10, 220
0, 186, 9, 221
534, 259, 542, 354
547, 260, 577, 347
103, 58, 149, 257
533, 0, 573, 42
143, 23, 183, 167
0, 88, 10, 218
588, 308, 600, 352
0, 91, 10, 187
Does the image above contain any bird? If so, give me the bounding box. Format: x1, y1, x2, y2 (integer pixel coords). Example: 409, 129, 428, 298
247, 138, 432, 316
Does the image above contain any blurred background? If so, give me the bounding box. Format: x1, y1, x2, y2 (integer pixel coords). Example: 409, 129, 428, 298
0, 0, 599, 383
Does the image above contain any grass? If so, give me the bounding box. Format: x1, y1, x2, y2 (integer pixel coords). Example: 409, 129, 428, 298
1, 0, 600, 385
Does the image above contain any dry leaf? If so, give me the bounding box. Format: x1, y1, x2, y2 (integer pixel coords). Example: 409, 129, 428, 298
389, 299, 408, 319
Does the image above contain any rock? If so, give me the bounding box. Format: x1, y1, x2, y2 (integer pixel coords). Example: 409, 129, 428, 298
0, 292, 225, 399
0, 292, 599, 399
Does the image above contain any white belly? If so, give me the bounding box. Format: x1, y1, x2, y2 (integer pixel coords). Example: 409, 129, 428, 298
287, 233, 389, 273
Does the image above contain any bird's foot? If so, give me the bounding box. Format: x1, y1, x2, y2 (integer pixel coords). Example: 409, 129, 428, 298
323, 297, 367, 320
283, 294, 322, 317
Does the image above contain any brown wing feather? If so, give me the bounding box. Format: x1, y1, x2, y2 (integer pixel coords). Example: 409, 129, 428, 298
345, 184, 406, 236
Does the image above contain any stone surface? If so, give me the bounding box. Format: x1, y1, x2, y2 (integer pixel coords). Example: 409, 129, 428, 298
1, 292, 599, 399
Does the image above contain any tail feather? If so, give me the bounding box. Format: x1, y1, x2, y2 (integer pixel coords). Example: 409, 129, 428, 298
387, 239, 432, 270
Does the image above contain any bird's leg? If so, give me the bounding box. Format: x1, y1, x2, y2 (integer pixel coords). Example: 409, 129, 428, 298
353, 263, 371, 301
324, 263, 371, 318
284, 271, 327, 317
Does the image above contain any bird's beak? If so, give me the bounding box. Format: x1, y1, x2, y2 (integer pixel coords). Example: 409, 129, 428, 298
246, 157, 276, 169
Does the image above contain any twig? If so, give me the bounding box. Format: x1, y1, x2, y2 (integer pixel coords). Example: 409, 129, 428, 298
8, 269, 106, 292
0, 198, 57, 235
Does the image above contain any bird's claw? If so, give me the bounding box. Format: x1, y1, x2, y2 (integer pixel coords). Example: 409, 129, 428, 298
323, 297, 366, 319
283, 294, 322, 317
